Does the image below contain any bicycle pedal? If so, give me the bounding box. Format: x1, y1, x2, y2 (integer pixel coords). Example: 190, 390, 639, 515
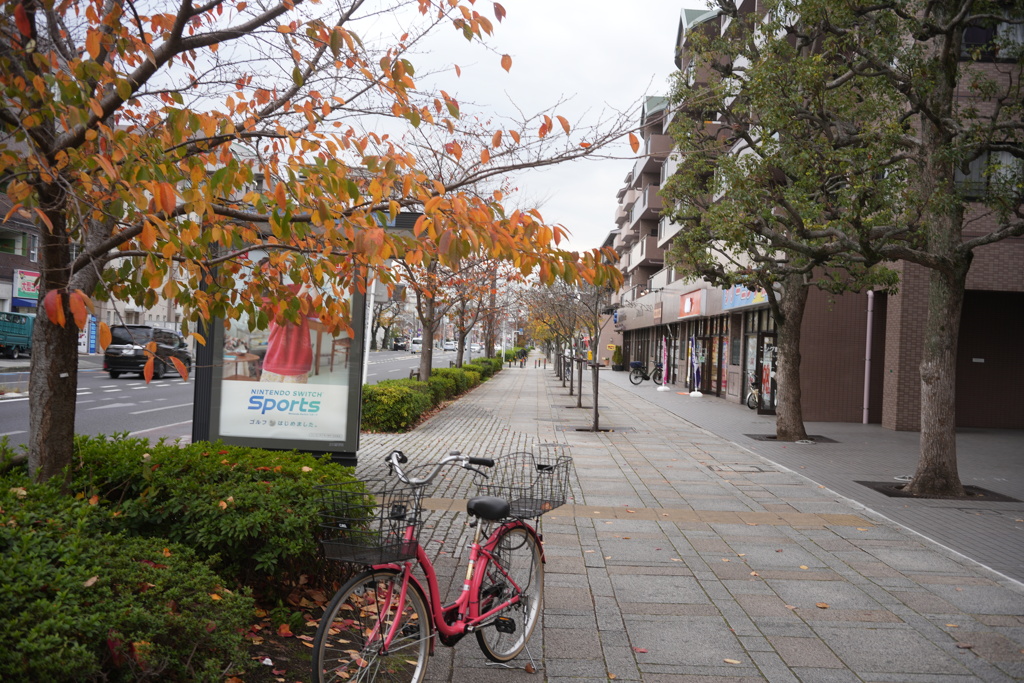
493, 616, 516, 634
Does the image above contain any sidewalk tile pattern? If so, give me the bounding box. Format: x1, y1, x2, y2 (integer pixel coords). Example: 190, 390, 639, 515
354, 362, 1024, 682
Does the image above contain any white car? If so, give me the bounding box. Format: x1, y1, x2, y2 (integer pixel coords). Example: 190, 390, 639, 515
443, 340, 456, 351
410, 337, 423, 353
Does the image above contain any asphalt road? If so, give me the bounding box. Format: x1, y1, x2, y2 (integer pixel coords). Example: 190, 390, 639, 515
0, 348, 471, 451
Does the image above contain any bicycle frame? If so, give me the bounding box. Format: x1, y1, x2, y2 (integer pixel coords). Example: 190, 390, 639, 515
371, 516, 544, 655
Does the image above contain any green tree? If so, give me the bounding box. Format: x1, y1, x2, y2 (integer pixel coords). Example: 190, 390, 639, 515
667, 0, 1023, 496
0, 0, 625, 481
663, 0, 903, 441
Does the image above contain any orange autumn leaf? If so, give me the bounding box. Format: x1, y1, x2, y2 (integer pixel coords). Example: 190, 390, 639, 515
500, 54, 512, 72
277, 623, 294, 637
171, 356, 189, 381
69, 290, 89, 329
98, 321, 112, 350
43, 290, 66, 327
628, 132, 640, 153
491, 130, 502, 148
143, 357, 154, 382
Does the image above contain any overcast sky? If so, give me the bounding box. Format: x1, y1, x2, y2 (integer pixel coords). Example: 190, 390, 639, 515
412, 1, 710, 252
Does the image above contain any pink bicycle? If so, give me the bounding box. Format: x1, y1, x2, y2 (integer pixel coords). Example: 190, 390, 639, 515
312, 448, 571, 682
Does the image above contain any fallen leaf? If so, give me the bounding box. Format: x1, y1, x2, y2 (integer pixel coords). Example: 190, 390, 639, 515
277, 623, 293, 637
671, 558, 682, 562
272, 668, 287, 675
608, 674, 616, 680
724, 658, 741, 664
209, 593, 221, 601
957, 643, 974, 649
626, 510, 636, 514
722, 558, 730, 562
816, 602, 829, 609
746, 522, 758, 526
88, 495, 99, 505
301, 466, 312, 472
750, 571, 759, 577
83, 576, 99, 588
632, 647, 648, 653
800, 565, 809, 570
737, 554, 746, 557
162, 548, 172, 557
585, 550, 595, 553
785, 605, 797, 610
946, 624, 959, 628
524, 662, 536, 674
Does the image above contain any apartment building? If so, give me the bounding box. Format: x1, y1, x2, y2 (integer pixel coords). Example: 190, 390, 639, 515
600, 3, 1023, 431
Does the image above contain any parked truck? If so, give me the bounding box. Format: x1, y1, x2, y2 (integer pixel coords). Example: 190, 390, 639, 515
0, 312, 35, 359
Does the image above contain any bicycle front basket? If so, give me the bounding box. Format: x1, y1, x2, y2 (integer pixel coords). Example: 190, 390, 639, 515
477, 450, 572, 519
316, 479, 421, 565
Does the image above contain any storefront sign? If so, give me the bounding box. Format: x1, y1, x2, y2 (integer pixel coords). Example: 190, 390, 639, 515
722, 285, 767, 310
680, 290, 702, 318
12, 269, 39, 307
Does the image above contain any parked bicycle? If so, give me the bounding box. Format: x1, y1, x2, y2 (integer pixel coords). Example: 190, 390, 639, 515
628, 360, 664, 385
746, 372, 760, 409
312, 448, 572, 682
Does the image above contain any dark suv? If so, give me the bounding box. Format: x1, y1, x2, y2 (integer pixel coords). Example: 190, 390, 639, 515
103, 325, 192, 379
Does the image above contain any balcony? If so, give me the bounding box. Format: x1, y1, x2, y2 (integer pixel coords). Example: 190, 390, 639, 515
626, 185, 663, 232
632, 134, 673, 177
627, 234, 664, 273
658, 215, 683, 248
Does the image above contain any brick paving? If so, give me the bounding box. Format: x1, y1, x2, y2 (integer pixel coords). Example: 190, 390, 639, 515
355, 359, 1024, 682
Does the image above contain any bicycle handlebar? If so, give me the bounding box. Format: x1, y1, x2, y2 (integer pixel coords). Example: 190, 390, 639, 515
384, 449, 493, 486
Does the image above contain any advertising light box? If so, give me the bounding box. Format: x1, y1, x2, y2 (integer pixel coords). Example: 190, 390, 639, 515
195, 288, 365, 464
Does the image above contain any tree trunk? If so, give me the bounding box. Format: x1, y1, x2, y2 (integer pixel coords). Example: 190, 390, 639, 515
905, 263, 968, 497
27, 195, 78, 485
418, 297, 436, 381
576, 358, 583, 408
903, 27, 968, 498
774, 275, 809, 441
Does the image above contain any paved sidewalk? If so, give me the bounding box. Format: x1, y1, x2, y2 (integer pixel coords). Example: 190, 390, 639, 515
357, 360, 1024, 682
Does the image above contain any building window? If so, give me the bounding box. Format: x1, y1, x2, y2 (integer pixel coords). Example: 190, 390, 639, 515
28, 235, 38, 262
961, 9, 1024, 61
956, 150, 1023, 199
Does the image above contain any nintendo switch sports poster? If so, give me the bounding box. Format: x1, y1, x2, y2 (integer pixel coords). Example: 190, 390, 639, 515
204, 285, 365, 456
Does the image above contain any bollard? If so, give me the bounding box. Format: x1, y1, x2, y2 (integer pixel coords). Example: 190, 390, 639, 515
544, 358, 547, 369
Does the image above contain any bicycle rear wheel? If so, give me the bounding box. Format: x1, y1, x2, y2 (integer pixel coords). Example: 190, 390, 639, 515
746, 390, 758, 410
628, 368, 644, 385
652, 369, 663, 385
475, 525, 543, 662
312, 569, 430, 683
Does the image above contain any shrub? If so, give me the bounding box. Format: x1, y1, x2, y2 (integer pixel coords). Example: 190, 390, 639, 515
69, 435, 359, 587
463, 368, 482, 387
0, 478, 253, 682
431, 367, 471, 393
361, 381, 433, 432
426, 372, 458, 403
464, 359, 493, 378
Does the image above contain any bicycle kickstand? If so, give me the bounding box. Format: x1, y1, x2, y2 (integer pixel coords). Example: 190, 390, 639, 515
484, 642, 539, 673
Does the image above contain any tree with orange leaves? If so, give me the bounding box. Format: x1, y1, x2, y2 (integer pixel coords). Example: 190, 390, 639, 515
1, 0, 627, 482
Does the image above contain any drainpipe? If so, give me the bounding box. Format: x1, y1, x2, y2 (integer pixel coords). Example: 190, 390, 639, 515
862, 291, 874, 424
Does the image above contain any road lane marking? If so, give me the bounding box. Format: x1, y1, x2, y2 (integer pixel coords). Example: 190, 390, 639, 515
0, 430, 26, 436
130, 403, 192, 415
129, 419, 191, 437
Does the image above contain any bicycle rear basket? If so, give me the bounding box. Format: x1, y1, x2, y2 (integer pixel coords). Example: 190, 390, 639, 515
317, 479, 422, 565
477, 449, 572, 519
629, 360, 643, 369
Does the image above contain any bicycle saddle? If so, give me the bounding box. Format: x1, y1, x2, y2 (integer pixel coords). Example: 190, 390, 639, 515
466, 496, 511, 521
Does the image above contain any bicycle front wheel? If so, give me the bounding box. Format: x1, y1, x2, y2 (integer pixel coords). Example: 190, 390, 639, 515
629, 369, 644, 385
312, 569, 430, 683
746, 391, 758, 410
475, 525, 544, 662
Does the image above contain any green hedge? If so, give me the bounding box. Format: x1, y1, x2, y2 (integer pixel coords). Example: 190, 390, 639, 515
361, 361, 502, 433
69, 436, 359, 587
361, 381, 433, 432
0, 478, 253, 682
